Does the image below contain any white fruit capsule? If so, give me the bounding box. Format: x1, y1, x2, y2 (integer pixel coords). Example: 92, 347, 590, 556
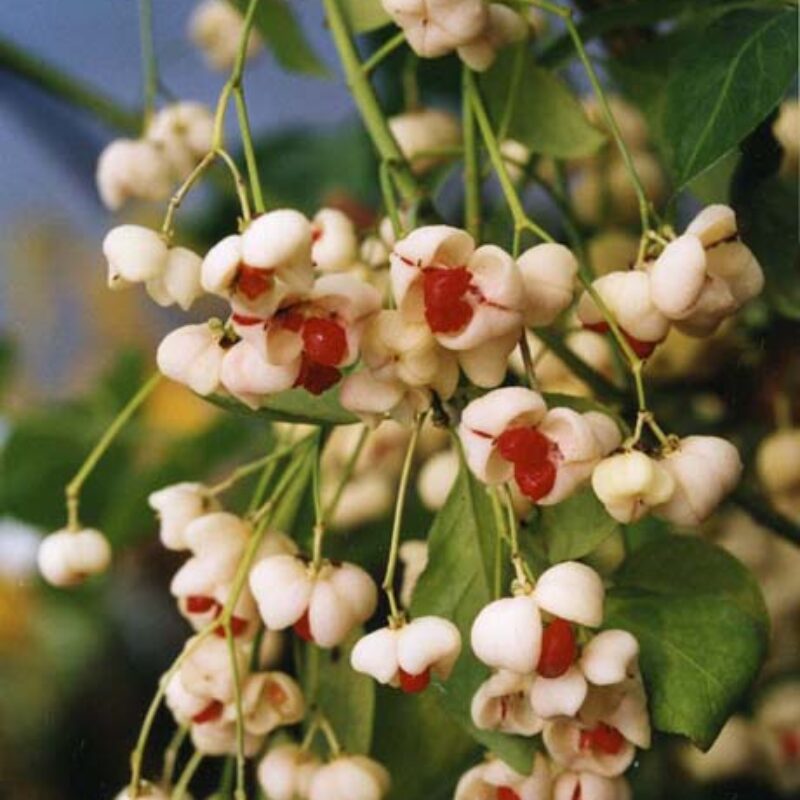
382, 0, 488, 59
308, 754, 391, 800
534, 561, 605, 627
350, 616, 462, 689
37, 528, 111, 587
146, 246, 204, 310
580, 630, 640, 686
471, 669, 543, 735
258, 744, 321, 800
654, 436, 742, 526
311, 208, 359, 272
648, 235, 707, 320
471, 594, 542, 674
157, 322, 226, 396
417, 448, 459, 510
455, 754, 551, 800
517, 243, 578, 327
96, 138, 174, 210
103, 225, 168, 289
531, 665, 588, 719
398, 540, 429, 609
148, 482, 217, 551
592, 451, 676, 524
756, 428, 800, 497
249, 555, 378, 648
552, 771, 632, 800
190, 0, 262, 71
388, 108, 462, 174
114, 781, 170, 799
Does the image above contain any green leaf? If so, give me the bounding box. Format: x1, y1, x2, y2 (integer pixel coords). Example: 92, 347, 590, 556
411, 461, 538, 772
605, 536, 769, 749
686, 149, 739, 205
662, 7, 798, 188
232, 0, 329, 77
340, 1, 391, 33
372, 688, 478, 799
207, 387, 358, 426
740, 175, 800, 320
540, 488, 619, 563
482, 49, 606, 159
304, 630, 375, 754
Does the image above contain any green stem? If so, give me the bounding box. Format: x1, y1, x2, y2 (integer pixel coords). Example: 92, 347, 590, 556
224, 627, 247, 800
208, 435, 315, 497
161, 151, 218, 238
501, 486, 532, 589
465, 70, 554, 249
462, 65, 481, 240
66, 372, 161, 530
533, 327, 626, 403
382, 415, 424, 621
527, 0, 652, 247
318, 714, 342, 758
129, 625, 216, 797
379, 160, 403, 240
361, 31, 406, 74
322, 0, 420, 202
216, 147, 253, 223
138, 0, 158, 128
234, 88, 265, 213
311, 436, 326, 570
0, 35, 139, 133
161, 726, 188, 790
171, 750, 203, 800
518, 331, 539, 390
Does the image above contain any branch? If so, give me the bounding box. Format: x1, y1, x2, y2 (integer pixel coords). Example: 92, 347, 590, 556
731, 485, 800, 548
0, 35, 139, 133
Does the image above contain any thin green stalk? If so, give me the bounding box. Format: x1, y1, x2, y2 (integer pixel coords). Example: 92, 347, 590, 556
0, 35, 139, 132
518, 331, 539, 389
161, 726, 188, 790
382, 415, 424, 622
379, 160, 403, 240
234, 88, 265, 213
361, 31, 406, 74
497, 43, 525, 143
171, 750, 203, 800
208, 435, 315, 497
465, 70, 554, 249
161, 151, 218, 237
501, 486, 533, 589
66, 373, 161, 530
322, 0, 420, 202
129, 625, 216, 796
318, 715, 342, 758
138, 0, 158, 127
462, 65, 481, 239
526, 0, 652, 251
311, 436, 326, 569
225, 627, 247, 800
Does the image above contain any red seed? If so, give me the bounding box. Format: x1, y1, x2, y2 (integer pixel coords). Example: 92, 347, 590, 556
398, 667, 431, 694
496, 787, 521, 800
294, 356, 342, 395
422, 267, 474, 334
302, 318, 348, 366
496, 426, 550, 468
537, 618, 578, 678
580, 723, 625, 755
293, 610, 314, 642
571, 784, 582, 800
229, 616, 248, 637
583, 321, 610, 334
185, 595, 218, 614
277, 309, 305, 332
192, 700, 224, 724
514, 459, 557, 502
624, 332, 658, 359
236, 265, 274, 300
780, 730, 800, 761
266, 680, 288, 706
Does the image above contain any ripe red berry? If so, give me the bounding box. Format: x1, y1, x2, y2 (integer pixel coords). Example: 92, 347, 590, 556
398, 667, 431, 694
192, 699, 224, 724
277, 309, 305, 332
185, 595, 218, 614
422, 266, 474, 333
236, 265, 274, 300
302, 317, 348, 366
496, 787, 521, 800
293, 610, 314, 642
496, 426, 550, 468
780, 730, 800, 761
537, 618, 578, 678
624, 332, 657, 359
579, 723, 625, 755
514, 459, 557, 502
294, 356, 342, 395
583, 321, 610, 335
266, 680, 288, 707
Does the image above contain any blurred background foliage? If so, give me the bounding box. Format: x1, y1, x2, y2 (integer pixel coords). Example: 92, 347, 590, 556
0, 0, 798, 798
